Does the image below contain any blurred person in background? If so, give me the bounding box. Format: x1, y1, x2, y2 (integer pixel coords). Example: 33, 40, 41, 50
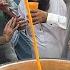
0, 1, 18, 64
18, 0, 68, 58
31, 0, 67, 58
6, 0, 33, 60
63, 0, 70, 59
0, 0, 29, 64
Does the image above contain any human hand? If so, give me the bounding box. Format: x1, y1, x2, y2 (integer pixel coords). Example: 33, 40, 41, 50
30, 9, 48, 25
16, 16, 28, 30
3, 17, 19, 42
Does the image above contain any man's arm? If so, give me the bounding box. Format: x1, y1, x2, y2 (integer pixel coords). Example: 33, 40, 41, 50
31, 9, 67, 29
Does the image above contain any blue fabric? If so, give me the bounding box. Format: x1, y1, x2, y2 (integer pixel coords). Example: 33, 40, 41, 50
14, 0, 19, 5
14, 31, 34, 60
11, 30, 19, 46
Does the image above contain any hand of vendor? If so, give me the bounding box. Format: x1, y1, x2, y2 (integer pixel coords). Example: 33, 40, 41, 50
30, 9, 48, 25
3, 17, 19, 43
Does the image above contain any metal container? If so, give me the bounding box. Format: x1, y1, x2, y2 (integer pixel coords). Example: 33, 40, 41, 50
0, 59, 70, 70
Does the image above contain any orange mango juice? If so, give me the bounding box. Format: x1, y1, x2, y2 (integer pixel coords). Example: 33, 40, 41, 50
29, 2, 39, 10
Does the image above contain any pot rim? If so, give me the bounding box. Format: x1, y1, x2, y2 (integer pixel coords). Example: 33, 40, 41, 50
0, 59, 70, 69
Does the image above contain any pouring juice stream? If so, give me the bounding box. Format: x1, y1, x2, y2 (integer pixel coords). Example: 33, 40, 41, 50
24, 0, 42, 70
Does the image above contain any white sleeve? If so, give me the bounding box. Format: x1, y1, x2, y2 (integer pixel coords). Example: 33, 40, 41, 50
47, 13, 67, 29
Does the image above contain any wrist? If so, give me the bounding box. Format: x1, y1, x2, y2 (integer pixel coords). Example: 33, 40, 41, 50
0, 35, 9, 45
3, 34, 10, 43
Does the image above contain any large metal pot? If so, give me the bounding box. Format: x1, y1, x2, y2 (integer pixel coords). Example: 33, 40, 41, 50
0, 59, 70, 70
